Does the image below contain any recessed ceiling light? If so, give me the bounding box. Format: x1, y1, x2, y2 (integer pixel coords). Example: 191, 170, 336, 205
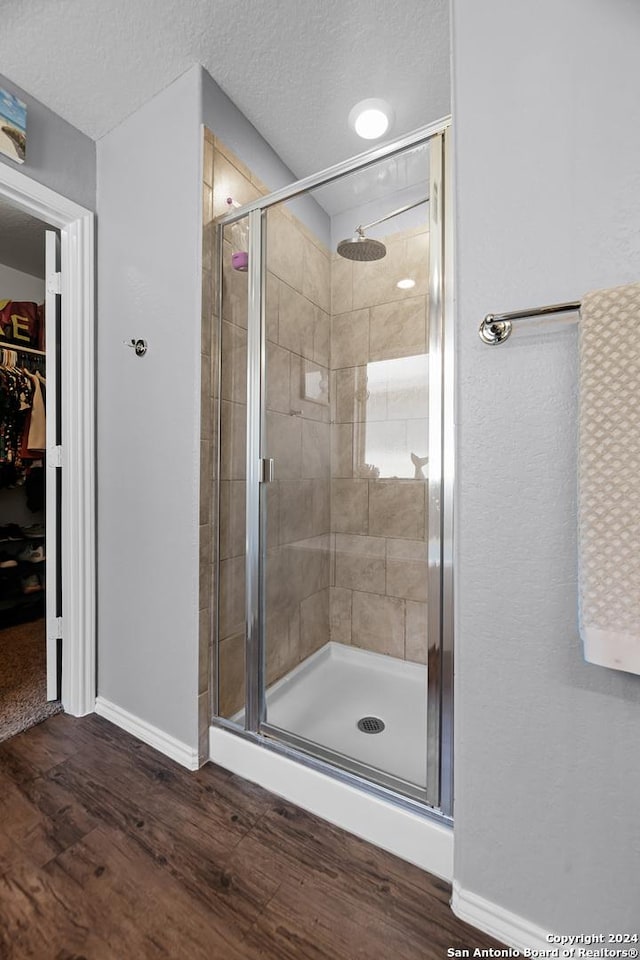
397, 278, 416, 290
348, 99, 393, 140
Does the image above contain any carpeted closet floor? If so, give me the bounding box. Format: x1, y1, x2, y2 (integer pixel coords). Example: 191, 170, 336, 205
0, 618, 61, 742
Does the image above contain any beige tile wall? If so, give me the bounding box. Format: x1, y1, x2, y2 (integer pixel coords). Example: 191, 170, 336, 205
200, 133, 332, 721
328, 227, 430, 664
263, 200, 331, 693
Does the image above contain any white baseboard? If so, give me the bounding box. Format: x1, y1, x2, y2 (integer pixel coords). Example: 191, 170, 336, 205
451, 880, 553, 950
95, 696, 199, 771
209, 725, 453, 880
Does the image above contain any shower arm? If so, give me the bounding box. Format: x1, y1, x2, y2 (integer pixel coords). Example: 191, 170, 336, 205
356, 197, 429, 236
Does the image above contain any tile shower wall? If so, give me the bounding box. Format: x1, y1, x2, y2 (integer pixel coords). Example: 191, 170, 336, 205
266, 202, 331, 684
200, 133, 331, 718
329, 227, 430, 663
263, 201, 332, 694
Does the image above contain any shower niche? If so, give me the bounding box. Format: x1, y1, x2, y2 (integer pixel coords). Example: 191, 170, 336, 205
206, 124, 452, 816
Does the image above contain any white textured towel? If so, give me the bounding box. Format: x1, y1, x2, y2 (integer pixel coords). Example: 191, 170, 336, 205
579, 282, 640, 674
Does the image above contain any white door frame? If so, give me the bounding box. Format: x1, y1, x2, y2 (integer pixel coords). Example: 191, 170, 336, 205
0, 161, 95, 717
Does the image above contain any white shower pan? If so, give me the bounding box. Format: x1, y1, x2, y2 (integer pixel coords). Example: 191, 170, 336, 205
237, 641, 428, 790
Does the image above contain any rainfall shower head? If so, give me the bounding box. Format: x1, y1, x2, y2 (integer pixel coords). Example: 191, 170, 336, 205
336, 196, 429, 262
337, 229, 386, 262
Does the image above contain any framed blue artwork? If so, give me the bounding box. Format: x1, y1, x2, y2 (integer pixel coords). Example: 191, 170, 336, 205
0, 90, 26, 164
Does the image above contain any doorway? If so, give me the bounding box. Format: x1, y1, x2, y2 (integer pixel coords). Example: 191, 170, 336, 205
0, 161, 95, 722
0, 198, 57, 739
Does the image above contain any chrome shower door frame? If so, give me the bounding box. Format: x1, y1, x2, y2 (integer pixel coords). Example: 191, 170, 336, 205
426, 128, 455, 815
214, 117, 454, 819
245, 207, 266, 732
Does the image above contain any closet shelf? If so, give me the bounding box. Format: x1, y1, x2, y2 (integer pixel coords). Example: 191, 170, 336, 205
0, 343, 45, 357
0, 534, 45, 543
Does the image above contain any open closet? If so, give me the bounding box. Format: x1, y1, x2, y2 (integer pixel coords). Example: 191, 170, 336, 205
0, 195, 59, 740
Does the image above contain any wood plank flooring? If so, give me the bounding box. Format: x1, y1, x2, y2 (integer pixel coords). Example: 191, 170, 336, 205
0, 714, 502, 959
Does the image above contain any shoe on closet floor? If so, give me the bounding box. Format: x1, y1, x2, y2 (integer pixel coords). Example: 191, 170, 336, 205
18, 543, 45, 563
23, 523, 45, 538
22, 574, 43, 595
0, 553, 18, 568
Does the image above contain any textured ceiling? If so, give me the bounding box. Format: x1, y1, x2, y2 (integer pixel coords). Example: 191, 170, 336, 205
0, 195, 47, 277
0, 0, 450, 179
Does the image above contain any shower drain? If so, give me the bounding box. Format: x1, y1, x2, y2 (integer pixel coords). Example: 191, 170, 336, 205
357, 716, 385, 734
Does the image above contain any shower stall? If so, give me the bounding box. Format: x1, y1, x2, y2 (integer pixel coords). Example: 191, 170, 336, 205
207, 117, 453, 822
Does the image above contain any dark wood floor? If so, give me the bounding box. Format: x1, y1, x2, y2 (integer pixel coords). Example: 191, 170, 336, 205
0, 714, 500, 959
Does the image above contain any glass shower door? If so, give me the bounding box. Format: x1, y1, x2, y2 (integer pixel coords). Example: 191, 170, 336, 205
259, 198, 335, 762
212, 125, 451, 814
256, 143, 436, 802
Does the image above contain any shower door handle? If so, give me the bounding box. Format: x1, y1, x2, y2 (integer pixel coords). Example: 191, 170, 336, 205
259, 458, 275, 483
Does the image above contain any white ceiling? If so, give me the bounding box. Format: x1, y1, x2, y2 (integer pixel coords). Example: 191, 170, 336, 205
0, 195, 47, 277
0, 0, 450, 180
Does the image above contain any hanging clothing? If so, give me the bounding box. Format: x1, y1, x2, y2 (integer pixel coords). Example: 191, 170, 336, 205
0, 350, 46, 489
26, 372, 45, 452
18, 371, 46, 460
0, 364, 34, 469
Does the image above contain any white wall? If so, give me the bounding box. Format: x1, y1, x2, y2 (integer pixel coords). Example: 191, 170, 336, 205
95, 65, 331, 754
452, 0, 640, 932
0, 72, 95, 211
0, 262, 44, 302
96, 66, 203, 749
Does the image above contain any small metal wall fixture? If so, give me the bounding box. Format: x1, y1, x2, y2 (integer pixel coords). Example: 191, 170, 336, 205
478, 314, 512, 345
125, 338, 148, 357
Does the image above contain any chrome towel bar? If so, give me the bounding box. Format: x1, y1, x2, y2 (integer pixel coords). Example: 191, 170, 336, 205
479, 300, 581, 344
